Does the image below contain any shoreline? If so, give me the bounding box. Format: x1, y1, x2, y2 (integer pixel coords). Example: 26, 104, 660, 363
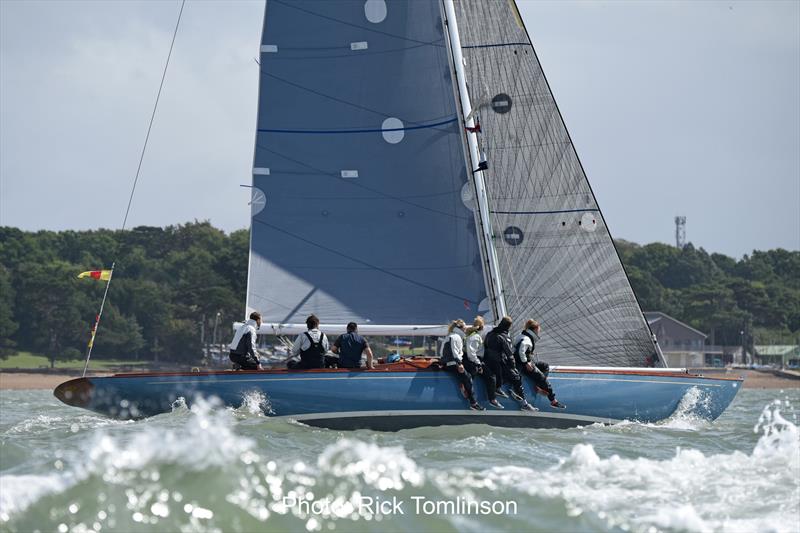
1, 368, 797, 391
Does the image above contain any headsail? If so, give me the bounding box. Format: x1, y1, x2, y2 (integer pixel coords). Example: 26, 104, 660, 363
454, 0, 657, 366
248, 0, 486, 326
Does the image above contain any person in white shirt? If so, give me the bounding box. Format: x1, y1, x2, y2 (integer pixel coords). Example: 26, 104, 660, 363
440, 319, 484, 411
229, 311, 263, 370
288, 314, 330, 370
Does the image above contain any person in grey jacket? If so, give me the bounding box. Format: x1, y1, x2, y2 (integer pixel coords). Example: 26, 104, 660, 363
229, 311, 263, 370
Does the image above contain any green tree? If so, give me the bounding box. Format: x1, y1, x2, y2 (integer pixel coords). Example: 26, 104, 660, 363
14, 261, 92, 368
0, 266, 18, 357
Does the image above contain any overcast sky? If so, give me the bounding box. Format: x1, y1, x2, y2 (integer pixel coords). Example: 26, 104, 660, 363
1, 0, 798, 259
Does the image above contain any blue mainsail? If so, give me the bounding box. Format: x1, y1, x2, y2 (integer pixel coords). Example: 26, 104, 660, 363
247, 0, 486, 325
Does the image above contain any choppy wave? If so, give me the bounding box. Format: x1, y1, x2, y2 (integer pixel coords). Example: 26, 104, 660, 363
0, 390, 798, 532
476, 400, 799, 532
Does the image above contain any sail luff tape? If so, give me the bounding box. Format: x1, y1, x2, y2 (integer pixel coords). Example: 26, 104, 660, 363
350, 41, 368, 51
261, 45, 278, 53
341, 170, 359, 178
253, 168, 271, 175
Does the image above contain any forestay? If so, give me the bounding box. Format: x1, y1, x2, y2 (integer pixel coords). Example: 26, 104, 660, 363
247, 0, 486, 326
454, 0, 657, 366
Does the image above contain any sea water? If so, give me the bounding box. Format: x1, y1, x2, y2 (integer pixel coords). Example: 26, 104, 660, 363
0, 388, 798, 532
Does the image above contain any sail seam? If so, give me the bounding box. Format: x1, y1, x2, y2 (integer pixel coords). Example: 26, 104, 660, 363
462, 42, 531, 49
272, 0, 446, 48
257, 117, 457, 135
492, 208, 600, 215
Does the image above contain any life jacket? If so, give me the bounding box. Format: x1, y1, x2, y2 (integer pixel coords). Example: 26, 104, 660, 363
300, 331, 326, 368
514, 330, 537, 362
440, 332, 461, 366
441, 337, 454, 364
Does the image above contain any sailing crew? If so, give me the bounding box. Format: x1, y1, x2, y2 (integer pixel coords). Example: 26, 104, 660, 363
229, 311, 263, 371
332, 322, 375, 369
514, 319, 566, 409
288, 314, 329, 369
441, 319, 484, 411
483, 316, 536, 411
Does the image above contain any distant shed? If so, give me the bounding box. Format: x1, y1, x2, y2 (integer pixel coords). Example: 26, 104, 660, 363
754, 345, 800, 368
644, 312, 707, 368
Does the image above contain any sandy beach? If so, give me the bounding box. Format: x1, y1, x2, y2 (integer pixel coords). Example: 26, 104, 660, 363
0, 372, 111, 390
1, 368, 796, 391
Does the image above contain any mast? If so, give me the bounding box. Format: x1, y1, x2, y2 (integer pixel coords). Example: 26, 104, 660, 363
441, 0, 507, 321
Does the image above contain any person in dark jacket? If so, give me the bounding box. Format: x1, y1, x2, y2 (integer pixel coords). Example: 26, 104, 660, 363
229, 311, 263, 370
513, 319, 565, 409
332, 322, 375, 369
483, 316, 536, 411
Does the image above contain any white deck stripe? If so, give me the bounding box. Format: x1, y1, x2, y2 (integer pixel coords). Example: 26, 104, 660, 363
144, 374, 724, 387
550, 376, 723, 387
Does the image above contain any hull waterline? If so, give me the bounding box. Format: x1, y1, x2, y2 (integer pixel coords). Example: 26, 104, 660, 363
54, 366, 742, 430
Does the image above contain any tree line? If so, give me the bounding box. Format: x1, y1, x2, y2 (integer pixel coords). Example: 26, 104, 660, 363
0, 222, 797, 365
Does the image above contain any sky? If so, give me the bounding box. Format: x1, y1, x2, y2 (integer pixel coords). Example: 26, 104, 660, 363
1, 0, 798, 259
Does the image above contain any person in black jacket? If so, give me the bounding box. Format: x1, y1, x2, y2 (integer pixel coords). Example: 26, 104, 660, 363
229, 311, 263, 370
482, 316, 536, 411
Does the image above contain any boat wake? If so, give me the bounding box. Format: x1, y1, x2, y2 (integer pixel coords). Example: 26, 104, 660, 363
1, 397, 797, 532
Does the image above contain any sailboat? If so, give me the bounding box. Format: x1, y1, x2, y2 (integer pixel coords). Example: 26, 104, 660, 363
55, 0, 741, 429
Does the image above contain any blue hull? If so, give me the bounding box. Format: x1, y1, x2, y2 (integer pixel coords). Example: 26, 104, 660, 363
54, 367, 742, 430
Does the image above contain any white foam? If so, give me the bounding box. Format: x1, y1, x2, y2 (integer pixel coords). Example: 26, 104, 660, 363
470, 401, 800, 532
0, 397, 255, 520
237, 390, 273, 416
316, 438, 423, 490
0, 474, 76, 518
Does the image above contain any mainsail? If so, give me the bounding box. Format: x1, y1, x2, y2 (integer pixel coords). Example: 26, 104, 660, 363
248, 0, 487, 326
453, 0, 657, 366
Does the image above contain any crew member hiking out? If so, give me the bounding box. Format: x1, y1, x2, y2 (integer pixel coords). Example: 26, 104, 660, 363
463, 316, 485, 378
288, 314, 329, 369
441, 319, 484, 411
332, 322, 375, 369
483, 316, 536, 411
229, 311, 263, 370
514, 319, 566, 409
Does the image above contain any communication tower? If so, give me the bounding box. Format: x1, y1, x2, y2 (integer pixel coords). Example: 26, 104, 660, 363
675, 216, 686, 249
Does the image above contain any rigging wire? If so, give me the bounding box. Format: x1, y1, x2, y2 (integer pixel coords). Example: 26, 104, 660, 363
81, 0, 186, 377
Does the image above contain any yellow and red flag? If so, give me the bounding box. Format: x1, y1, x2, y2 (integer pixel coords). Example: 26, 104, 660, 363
78, 270, 112, 281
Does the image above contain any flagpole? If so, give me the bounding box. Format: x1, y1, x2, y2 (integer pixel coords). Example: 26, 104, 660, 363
76, 0, 185, 378
82, 262, 115, 377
